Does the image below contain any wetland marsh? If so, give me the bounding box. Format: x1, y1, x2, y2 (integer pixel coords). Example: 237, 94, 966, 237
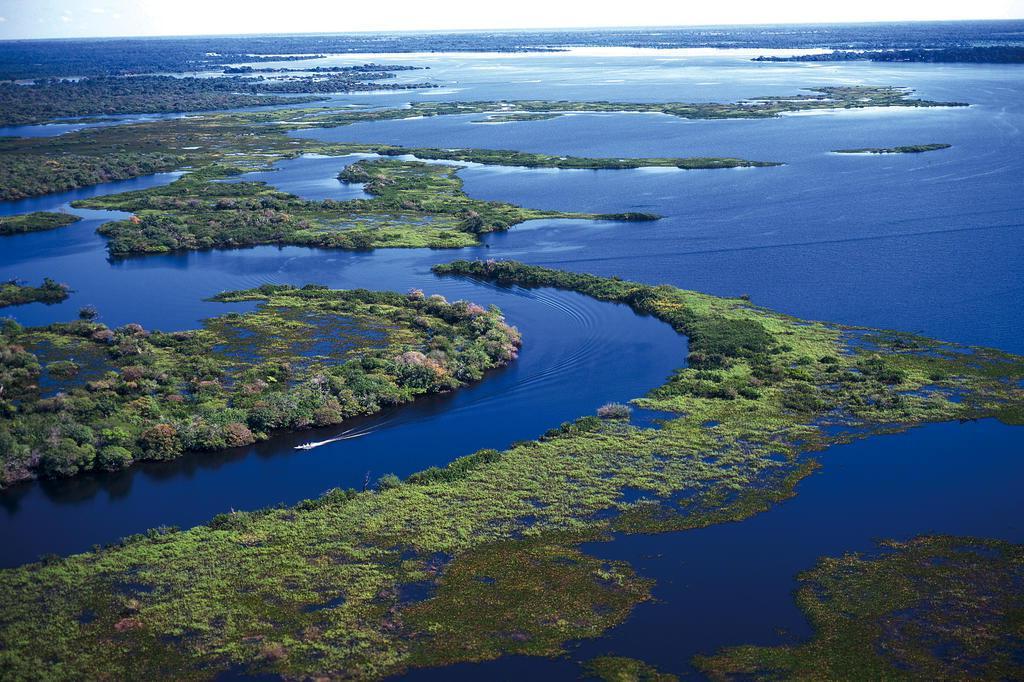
1, 31, 1023, 680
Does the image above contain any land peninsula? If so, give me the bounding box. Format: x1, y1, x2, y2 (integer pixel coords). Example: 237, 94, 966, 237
0, 262, 1020, 679
0, 285, 519, 486
74, 157, 660, 255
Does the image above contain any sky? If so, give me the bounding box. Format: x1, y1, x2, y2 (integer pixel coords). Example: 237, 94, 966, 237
1, 0, 1023, 40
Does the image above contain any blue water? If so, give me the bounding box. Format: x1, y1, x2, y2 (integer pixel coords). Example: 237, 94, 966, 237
221, 153, 372, 201
0, 46, 1022, 677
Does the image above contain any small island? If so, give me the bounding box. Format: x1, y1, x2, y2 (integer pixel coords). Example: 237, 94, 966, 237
0, 278, 70, 308
0, 211, 81, 236
833, 143, 951, 155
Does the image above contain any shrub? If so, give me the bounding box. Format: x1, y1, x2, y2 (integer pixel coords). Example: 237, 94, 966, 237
46, 360, 80, 378
138, 423, 182, 460
376, 473, 402, 491
597, 402, 632, 420
39, 439, 95, 478
223, 422, 255, 448
97, 445, 133, 471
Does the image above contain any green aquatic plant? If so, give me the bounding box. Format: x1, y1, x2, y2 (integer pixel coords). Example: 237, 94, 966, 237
695, 535, 1024, 680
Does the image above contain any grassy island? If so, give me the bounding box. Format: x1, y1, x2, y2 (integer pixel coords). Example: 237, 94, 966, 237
72, 158, 658, 256
0, 211, 81, 236
696, 535, 1024, 680
0, 285, 519, 486
834, 143, 952, 154
0, 263, 1020, 679
0, 278, 70, 308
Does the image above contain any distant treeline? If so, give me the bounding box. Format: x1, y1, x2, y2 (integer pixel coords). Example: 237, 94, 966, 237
222, 63, 423, 74
754, 46, 1024, 64
1, 21, 1022, 79
0, 73, 434, 126
0, 153, 182, 200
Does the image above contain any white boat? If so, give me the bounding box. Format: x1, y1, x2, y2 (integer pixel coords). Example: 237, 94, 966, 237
294, 439, 332, 450
293, 427, 366, 450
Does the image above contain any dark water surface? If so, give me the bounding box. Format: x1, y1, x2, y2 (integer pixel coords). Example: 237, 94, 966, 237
1, 46, 1022, 678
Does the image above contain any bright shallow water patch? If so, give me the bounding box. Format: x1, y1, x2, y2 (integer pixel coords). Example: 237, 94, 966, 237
220, 153, 373, 201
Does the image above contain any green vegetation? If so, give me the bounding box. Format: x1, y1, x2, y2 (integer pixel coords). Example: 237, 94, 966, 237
367, 146, 781, 170
695, 535, 1024, 680
473, 112, 563, 123
585, 656, 679, 681
0, 69, 432, 126
0, 211, 81, 235
403, 538, 652, 668
72, 158, 656, 255
0, 153, 184, 201
0, 285, 519, 486
0, 278, 69, 308
304, 86, 966, 128
0, 263, 1020, 679
834, 143, 952, 154
754, 47, 1024, 64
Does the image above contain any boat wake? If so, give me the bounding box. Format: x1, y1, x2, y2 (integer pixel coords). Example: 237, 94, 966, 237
293, 421, 391, 450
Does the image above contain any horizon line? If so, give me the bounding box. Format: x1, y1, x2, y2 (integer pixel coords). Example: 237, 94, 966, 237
3, 17, 1024, 43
